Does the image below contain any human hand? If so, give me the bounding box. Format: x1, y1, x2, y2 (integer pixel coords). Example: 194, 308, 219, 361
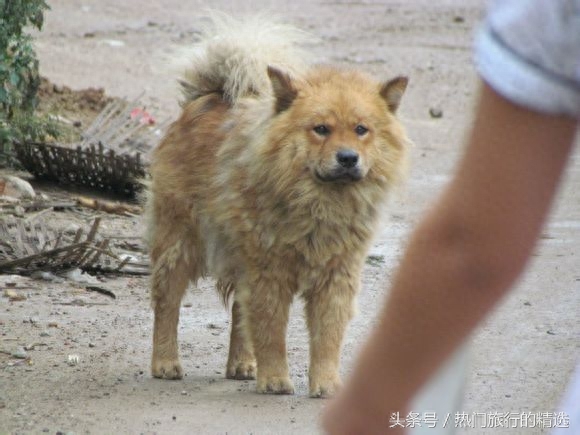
321, 386, 408, 435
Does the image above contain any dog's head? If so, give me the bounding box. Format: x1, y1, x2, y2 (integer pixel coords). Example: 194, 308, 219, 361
265, 66, 409, 189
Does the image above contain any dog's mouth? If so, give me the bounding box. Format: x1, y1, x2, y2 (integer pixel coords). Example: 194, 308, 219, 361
314, 168, 363, 184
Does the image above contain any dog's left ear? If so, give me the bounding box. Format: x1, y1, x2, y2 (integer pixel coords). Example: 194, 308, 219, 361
268, 66, 298, 113
380, 76, 409, 113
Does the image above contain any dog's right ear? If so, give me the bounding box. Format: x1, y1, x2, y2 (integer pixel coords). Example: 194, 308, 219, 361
380, 76, 409, 113
267, 66, 298, 113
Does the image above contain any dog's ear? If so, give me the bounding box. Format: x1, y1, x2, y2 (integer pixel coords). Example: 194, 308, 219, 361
380, 76, 409, 113
267, 66, 298, 113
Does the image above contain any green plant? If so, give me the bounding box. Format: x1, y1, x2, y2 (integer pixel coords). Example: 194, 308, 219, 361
0, 0, 55, 165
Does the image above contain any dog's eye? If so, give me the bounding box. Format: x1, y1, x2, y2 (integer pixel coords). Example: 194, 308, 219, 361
313, 125, 331, 136
354, 125, 369, 136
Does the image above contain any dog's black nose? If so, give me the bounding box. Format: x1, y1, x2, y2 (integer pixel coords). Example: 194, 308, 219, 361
336, 149, 359, 168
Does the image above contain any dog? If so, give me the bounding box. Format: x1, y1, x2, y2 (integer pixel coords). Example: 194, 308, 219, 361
146, 13, 410, 398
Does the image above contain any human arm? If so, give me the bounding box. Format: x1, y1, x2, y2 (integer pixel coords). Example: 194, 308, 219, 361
322, 82, 578, 434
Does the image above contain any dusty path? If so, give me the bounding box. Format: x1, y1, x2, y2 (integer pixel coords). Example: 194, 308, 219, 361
1, 1, 579, 434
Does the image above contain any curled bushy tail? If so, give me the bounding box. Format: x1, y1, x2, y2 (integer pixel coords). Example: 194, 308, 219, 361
179, 12, 312, 105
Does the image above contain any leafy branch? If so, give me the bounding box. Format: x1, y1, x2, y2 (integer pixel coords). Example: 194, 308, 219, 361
0, 0, 57, 165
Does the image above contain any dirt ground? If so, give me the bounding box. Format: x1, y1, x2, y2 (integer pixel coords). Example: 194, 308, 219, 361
1, 0, 579, 434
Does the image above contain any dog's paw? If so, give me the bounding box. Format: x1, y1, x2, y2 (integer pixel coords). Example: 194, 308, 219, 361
152, 358, 184, 380
226, 360, 257, 380
309, 375, 342, 399
256, 376, 295, 395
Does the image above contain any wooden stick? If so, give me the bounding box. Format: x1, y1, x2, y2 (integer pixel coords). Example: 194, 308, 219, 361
74, 196, 142, 216
85, 285, 116, 299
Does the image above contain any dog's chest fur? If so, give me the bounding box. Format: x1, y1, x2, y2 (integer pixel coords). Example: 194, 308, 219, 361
203, 163, 381, 294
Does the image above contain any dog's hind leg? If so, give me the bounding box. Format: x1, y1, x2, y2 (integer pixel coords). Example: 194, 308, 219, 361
150, 230, 192, 380
226, 299, 257, 380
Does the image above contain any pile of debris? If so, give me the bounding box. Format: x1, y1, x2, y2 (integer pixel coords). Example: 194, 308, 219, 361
0, 217, 124, 274
0, 175, 149, 280
1, 87, 160, 288
13, 97, 166, 197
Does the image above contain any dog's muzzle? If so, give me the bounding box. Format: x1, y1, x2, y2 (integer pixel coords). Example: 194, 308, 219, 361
315, 149, 363, 183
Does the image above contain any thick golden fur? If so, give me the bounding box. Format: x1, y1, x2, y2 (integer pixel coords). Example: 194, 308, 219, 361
147, 14, 409, 397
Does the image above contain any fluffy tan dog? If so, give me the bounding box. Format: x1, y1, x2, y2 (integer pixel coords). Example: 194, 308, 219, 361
146, 14, 409, 398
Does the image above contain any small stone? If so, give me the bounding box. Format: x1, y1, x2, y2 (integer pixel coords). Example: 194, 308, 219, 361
181, 390, 187, 396
31, 271, 62, 282
67, 354, 80, 366
88, 342, 96, 348
4, 289, 26, 301
12, 346, 28, 359
64, 223, 81, 234
429, 107, 443, 118
365, 254, 385, 266
40, 331, 51, 337
453, 16, 465, 23
0, 175, 36, 199
65, 268, 99, 285
13, 205, 25, 217
48, 322, 58, 328
4, 289, 18, 298
104, 39, 125, 47
73, 120, 82, 128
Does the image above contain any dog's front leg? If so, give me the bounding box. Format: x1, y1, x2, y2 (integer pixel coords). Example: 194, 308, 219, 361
305, 278, 357, 398
239, 281, 295, 394
226, 300, 257, 380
